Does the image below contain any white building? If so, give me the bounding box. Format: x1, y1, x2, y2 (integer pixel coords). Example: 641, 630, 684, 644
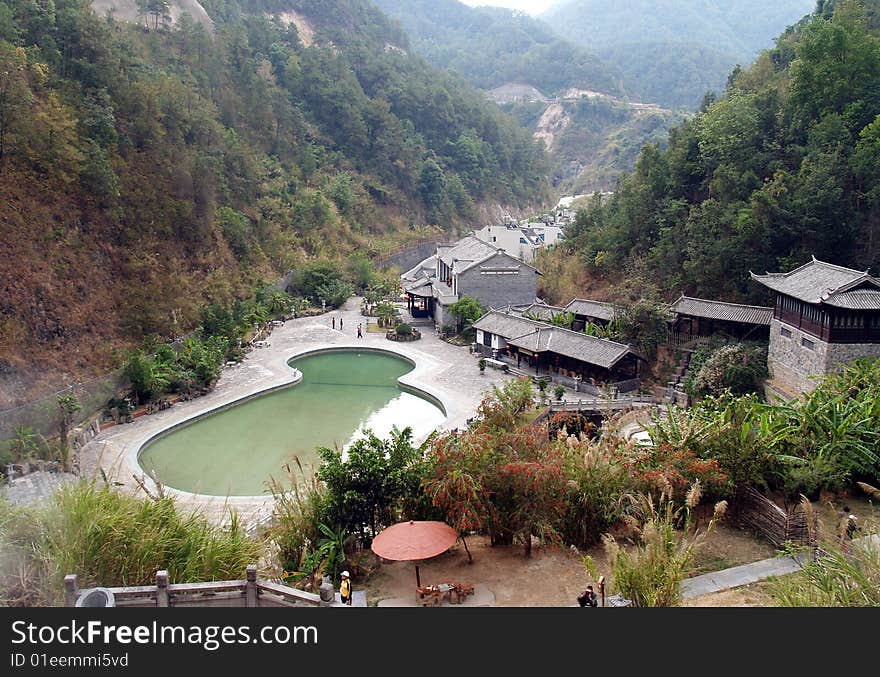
472, 221, 565, 263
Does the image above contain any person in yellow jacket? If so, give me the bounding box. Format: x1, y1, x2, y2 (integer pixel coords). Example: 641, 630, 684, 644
339, 571, 352, 605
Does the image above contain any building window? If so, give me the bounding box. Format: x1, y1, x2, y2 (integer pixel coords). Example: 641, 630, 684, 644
483, 331, 492, 347
781, 327, 792, 338
801, 337, 815, 350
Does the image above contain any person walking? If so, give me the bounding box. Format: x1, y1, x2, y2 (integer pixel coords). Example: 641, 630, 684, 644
332, 316, 336, 330
357, 323, 363, 339
339, 317, 343, 330
339, 571, 352, 606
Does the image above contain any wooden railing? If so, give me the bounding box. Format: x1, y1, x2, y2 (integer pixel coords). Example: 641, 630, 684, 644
64, 566, 327, 608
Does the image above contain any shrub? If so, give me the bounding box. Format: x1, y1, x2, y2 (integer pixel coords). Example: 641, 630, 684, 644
478, 358, 486, 372
553, 385, 566, 400
688, 343, 768, 399
395, 323, 412, 336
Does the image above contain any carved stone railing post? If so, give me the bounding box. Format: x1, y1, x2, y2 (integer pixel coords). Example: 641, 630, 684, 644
156, 570, 170, 607
64, 574, 79, 607
246, 565, 258, 607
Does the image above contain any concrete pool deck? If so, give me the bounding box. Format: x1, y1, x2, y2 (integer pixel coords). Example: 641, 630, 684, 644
79, 297, 511, 525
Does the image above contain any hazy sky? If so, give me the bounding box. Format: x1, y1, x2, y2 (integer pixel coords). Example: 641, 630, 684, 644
458, 1, 558, 15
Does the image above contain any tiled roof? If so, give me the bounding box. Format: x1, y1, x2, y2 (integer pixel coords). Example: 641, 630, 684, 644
438, 235, 499, 269
403, 279, 434, 296
472, 310, 639, 369
564, 298, 615, 322
669, 295, 773, 325
521, 303, 564, 321
401, 255, 436, 282
821, 289, 880, 310
751, 257, 880, 304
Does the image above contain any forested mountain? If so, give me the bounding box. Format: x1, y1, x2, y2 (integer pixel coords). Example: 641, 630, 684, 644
369, 0, 681, 192
0, 0, 549, 400
372, 0, 623, 96
542, 0, 815, 109
561, 0, 880, 303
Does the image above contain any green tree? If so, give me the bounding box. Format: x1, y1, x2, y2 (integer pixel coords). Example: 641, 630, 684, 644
418, 157, 447, 219
0, 44, 32, 161
448, 295, 485, 335
317, 428, 429, 539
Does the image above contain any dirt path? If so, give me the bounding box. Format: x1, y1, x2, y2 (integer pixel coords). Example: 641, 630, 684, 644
360, 521, 777, 607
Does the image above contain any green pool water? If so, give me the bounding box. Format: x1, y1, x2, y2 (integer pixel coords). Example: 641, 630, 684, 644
138, 350, 446, 496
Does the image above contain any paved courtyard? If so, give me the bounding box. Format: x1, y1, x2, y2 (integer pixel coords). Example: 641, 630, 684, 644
0, 470, 77, 507
78, 297, 512, 525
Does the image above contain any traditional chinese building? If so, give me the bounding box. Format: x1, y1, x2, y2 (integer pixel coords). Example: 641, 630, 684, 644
401, 235, 540, 330
472, 309, 645, 389
751, 257, 880, 394
668, 295, 772, 346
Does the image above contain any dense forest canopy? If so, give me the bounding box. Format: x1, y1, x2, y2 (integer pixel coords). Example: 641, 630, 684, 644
562, 0, 880, 303
0, 0, 549, 397
542, 0, 815, 109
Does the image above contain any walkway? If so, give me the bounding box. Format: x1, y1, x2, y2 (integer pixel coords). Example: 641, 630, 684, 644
680, 554, 806, 599
681, 534, 879, 598
77, 297, 512, 525
0, 470, 77, 507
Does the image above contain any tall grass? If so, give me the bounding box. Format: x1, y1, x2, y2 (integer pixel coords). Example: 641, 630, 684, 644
602, 484, 727, 607
0, 480, 261, 606
266, 462, 329, 582
770, 537, 880, 606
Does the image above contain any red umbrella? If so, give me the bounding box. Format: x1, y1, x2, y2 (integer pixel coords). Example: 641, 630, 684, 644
372, 520, 458, 587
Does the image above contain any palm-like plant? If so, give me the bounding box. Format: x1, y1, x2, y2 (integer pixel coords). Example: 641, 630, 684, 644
376, 302, 398, 328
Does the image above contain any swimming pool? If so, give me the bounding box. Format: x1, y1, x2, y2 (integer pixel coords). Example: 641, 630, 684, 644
137, 349, 446, 496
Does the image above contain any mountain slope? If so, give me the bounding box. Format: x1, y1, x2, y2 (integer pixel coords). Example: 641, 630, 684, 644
372, 0, 623, 96
370, 0, 681, 193
542, 0, 815, 109
0, 0, 549, 403
560, 0, 880, 301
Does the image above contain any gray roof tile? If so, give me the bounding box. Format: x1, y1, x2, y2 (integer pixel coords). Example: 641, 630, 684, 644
564, 299, 616, 322
751, 258, 880, 304
670, 296, 773, 325
472, 310, 638, 369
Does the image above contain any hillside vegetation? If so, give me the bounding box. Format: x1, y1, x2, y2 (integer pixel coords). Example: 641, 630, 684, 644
0, 0, 549, 403
503, 93, 686, 193
543, 0, 815, 109
368, 0, 681, 192
560, 0, 880, 302
372, 0, 623, 96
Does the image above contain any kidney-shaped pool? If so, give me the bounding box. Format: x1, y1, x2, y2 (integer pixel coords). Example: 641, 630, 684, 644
137, 349, 446, 496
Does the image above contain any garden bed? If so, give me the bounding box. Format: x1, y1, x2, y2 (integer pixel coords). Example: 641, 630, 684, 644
386, 329, 421, 342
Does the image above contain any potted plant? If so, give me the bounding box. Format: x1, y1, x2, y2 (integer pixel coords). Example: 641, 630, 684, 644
537, 377, 549, 404
478, 358, 486, 375
554, 384, 566, 402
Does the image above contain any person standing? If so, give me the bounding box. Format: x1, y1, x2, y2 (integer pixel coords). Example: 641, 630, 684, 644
339, 317, 343, 330
332, 316, 336, 330
357, 323, 363, 339
339, 571, 352, 606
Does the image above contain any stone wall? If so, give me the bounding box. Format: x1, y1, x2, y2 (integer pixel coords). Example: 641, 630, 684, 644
768, 319, 880, 394
378, 241, 447, 273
